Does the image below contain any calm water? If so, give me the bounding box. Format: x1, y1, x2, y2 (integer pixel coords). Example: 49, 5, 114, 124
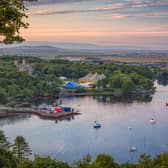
1, 83, 168, 163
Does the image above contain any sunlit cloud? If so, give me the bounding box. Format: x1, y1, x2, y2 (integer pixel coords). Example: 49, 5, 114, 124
27, 3, 126, 16
110, 12, 168, 19
25, 0, 95, 6
132, 0, 168, 8
22, 0, 168, 48
95, 3, 126, 11
28, 0, 168, 16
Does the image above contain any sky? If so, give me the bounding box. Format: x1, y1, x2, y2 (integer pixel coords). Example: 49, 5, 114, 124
22, 0, 168, 49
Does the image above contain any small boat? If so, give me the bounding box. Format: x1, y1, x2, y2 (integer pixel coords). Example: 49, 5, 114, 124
128, 126, 132, 131
129, 146, 137, 152
149, 118, 156, 125
93, 121, 101, 129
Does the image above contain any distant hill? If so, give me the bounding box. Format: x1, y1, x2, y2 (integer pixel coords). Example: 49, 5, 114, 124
0, 41, 167, 58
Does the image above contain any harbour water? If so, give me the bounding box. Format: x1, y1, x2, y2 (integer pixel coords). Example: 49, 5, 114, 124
1, 82, 168, 163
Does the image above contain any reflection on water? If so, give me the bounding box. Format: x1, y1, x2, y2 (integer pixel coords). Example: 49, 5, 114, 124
94, 94, 153, 104
0, 114, 30, 127
1, 83, 168, 163
157, 72, 168, 86
157, 79, 168, 86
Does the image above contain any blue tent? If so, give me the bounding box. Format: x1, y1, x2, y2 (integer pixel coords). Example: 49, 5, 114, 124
63, 81, 80, 89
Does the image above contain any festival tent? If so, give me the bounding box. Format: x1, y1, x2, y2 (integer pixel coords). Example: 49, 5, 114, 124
54, 107, 62, 113
63, 81, 80, 89
79, 72, 106, 83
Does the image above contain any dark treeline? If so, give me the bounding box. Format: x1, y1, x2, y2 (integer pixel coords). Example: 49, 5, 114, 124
0, 129, 168, 168
0, 56, 155, 104
157, 71, 168, 86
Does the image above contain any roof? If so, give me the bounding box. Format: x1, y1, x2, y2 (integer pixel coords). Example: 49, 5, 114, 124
63, 81, 80, 89
79, 72, 106, 82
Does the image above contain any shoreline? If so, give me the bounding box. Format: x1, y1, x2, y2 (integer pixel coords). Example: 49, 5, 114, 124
59, 90, 154, 97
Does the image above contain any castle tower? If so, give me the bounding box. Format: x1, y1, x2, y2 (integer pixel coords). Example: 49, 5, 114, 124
22, 58, 26, 65
14, 59, 18, 66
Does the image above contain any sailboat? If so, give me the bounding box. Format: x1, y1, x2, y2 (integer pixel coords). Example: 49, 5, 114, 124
149, 118, 156, 125
129, 146, 137, 152
128, 127, 137, 153
93, 103, 102, 129
93, 121, 101, 129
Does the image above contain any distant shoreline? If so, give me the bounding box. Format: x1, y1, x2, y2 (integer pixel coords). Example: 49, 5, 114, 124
59, 90, 154, 97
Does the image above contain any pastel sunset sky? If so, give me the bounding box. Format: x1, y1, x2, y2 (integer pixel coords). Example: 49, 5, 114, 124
23, 0, 168, 48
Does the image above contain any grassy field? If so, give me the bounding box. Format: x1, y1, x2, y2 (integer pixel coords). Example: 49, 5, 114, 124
102, 56, 168, 63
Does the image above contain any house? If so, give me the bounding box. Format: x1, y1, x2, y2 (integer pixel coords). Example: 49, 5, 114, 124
59, 76, 67, 80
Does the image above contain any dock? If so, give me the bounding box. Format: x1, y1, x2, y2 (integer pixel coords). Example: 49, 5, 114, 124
0, 109, 80, 121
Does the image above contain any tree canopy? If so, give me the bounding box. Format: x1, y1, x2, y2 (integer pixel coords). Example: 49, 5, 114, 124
0, 0, 36, 44
1, 129, 168, 168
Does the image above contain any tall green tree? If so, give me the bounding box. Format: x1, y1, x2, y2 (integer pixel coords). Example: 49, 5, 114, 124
13, 136, 32, 160
93, 154, 118, 168
137, 153, 153, 168
0, 87, 8, 104
160, 153, 168, 168
74, 154, 92, 168
0, 147, 17, 168
0, 129, 11, 149
121, 78, 135, 95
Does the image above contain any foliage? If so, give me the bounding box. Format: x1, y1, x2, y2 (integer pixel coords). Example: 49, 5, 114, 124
0, 0, 29, 44
13, 136, 32, 160
1, 130, 168, 168
0, 129, 11, 149
74, 154, 92, 168
0, 147, 17, 168
98, 70, 154, 94
32, 156, 71, 168
0, 87, 8, 104
17, 160, 33, 168
93, 154, 118, 168
0, 56, 154, 104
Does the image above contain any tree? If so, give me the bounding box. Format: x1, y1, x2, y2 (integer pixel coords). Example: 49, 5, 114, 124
93, 154, 118, 168
0, 129, 11, 149
17, 160, 33, 168
74, 154, 92, 168
160, 153, 168, 168
0, 0, 37, 44
0, 87, 8, 104
13, 136, 32, 160
140, 79, 153, 90
120, 162, 136, 168
0, 147, 17, 168
32, 156, 71, 168
121, 78, 135, 95
137, 153, 153, 168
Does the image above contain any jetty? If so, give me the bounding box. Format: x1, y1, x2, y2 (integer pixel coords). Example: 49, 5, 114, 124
0, 109, 80, 121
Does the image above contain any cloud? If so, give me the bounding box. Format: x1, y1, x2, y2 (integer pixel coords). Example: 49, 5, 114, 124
98, 0, 168, 9
95, 3, 127, 11
27, 0, 168, 16
26, 0, 168, 25
25, 0, 95, 6
131, 0, 168, 8
27, 3, 126, 16
110, 12, 168, 19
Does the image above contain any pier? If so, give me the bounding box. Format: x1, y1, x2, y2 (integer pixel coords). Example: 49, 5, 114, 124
0, 109, 80, 121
